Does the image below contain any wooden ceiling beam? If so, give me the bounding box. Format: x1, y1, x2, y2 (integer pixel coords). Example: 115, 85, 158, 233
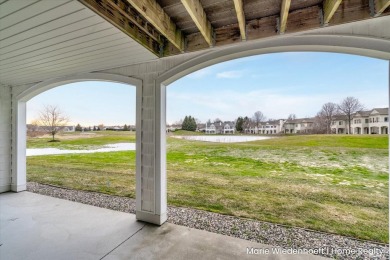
374, 0, 390, 16
125, 0, 184, 51
233, 0, 246, 41
279, 0, 291, 34
79, 0, 161, 56
323, 0, 343, 24
181, 0, 213, 47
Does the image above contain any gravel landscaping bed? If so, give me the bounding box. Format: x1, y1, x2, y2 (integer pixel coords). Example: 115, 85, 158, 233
27, 182, 388, 259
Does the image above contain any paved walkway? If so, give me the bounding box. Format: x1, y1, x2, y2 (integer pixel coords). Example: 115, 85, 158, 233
0, 192, 327, 260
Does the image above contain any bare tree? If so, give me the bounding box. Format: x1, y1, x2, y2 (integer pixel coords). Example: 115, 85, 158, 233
243, 116, 251, 132
287, 114, 296, 120
38, 105, 69, 141
318, 102, 338, 134
338, 97, 364, 134
253, 111, 266, 127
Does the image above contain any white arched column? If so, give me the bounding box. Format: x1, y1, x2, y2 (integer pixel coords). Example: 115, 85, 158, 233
12, 72, 168, 224
135, 75, 167, 225
0, 86, 12, 193
10, 72, 168, 225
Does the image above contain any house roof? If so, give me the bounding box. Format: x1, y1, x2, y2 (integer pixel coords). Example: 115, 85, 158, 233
354, 110, 371, 117
353, 108, 388, 117
284, 118, 314, 124
259, 119, 283, 126
371, 108, 388, 115
332, 115, 348, 120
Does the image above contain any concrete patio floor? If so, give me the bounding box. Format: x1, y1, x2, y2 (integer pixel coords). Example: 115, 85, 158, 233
0, 192, 327, 260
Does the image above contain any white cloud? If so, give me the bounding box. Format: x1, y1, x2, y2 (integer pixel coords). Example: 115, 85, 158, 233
216, 70, 244, 79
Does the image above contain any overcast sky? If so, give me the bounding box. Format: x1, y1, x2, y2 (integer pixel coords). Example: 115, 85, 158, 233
27, 52, 389, 126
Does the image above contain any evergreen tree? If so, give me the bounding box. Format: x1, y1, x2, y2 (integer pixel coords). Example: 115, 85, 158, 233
75, 124, 82, 131
235, 117, 244, 132
182, 115, 197, 131
182, 116, 188, 130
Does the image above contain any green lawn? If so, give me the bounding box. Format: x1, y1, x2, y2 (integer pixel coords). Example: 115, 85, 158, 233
27, 134, 389, 243
27, 131, 136, 150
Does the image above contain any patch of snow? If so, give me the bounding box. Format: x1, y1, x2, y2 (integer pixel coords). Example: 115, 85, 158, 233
27, 143, 135, 156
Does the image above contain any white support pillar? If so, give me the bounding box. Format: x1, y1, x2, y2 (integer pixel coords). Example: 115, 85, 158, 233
135, 75, 167, 225
11, 100, 26, 192
0, 86, 12, 193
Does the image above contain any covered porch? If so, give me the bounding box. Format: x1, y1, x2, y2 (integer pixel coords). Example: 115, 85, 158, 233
1, 191, 324, 259
0, 0, 390, 258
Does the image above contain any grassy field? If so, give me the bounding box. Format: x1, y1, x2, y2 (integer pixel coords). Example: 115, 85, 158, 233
27, 131, 136, 150
27, 132, 389, 243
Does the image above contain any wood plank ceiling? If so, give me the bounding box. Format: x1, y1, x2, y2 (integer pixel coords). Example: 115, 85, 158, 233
80, 0, 390, 55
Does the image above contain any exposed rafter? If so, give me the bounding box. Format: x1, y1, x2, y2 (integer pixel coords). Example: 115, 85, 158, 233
181, 0, 213, 47
374, 0, 390, 16
79, 0, 161, 56
125, 0, 184, 51
323, 0, 343, 24
279, 0, 291, 34
233, 0, 246, 41
81, 0, 387, 57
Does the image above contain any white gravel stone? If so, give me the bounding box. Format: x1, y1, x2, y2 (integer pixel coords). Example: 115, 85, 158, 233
27, 182, 389, 260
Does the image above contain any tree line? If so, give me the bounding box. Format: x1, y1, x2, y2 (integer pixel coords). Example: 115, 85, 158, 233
178, 96, 364, 134
33, 96, 365, 140
233, 96, 364, 134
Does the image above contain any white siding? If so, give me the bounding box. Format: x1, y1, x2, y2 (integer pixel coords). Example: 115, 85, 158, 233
0, 86, 11, 192
0, 0, 157, 87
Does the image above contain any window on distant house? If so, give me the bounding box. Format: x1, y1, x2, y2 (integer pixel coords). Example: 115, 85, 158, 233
385, 117, 388, 122
339, 121, 343, 125
365, 119, 369, 123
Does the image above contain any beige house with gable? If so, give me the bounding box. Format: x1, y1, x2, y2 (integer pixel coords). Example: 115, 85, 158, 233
331, 108, 388, 134
283, 118, 315, 134
245, 120, 285, 134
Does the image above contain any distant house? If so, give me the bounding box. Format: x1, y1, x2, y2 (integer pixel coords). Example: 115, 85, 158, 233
283, 118, 314, 134
330, 115, 348, 134
332, 108, 388, 134
196, 123, 206, 132
63, 126, 75, 132
166, 124, 182, 132
105, 126, 123, 131
223, 122, 235, 134
244, 119, 285, 135
205, 121, 235, 134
